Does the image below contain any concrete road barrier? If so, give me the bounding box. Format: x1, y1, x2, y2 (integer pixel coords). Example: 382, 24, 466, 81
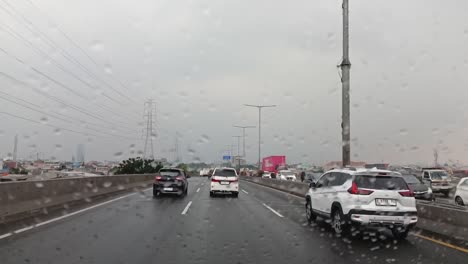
241, 176, 468, 241
0, 174, 154, 224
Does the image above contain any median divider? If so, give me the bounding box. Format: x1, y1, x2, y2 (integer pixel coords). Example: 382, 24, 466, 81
0, 174, 154, 224
241, 176, 468, 242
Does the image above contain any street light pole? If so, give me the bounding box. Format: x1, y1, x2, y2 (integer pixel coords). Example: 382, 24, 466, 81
232, 136, 242, 169
244, 104, 276, 169
340, 0, 351, 166
233, 125, 256, 159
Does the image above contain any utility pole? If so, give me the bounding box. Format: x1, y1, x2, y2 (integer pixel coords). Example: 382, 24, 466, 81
143, 99, 157, 159
340, 0, 351, 166
244, 104, 276, 169
233, 136, 242, 169
233, 125, 256, 159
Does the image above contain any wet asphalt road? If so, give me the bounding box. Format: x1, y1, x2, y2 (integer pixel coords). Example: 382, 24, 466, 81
0, 177, 466, 264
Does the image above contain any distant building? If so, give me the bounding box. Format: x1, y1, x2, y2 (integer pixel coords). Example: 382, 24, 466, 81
76, 144, 85, 163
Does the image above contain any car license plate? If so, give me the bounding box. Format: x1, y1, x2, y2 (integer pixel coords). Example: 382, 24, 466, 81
220, 181, 230, 185
163, 187, 173, 191
375, 198, 397, 206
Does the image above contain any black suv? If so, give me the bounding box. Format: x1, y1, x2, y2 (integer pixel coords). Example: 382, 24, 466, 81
153, 168, 189, 198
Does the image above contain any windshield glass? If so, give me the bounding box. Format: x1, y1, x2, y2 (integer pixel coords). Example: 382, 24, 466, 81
355, 175, 409, 190
402, 175, 421, 184
159, 170, 181, 177
214, 169, 237, 177
1, 1, 466, 263
431, 171, 449, 180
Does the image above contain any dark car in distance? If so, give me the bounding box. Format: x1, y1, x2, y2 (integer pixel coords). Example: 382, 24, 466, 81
153, 168, 189, 198
402, 174, 434, 201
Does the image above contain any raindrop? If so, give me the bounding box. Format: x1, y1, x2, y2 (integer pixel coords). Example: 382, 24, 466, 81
399, 129, 408, 135
40, 117, 48, 124
0, 130, 3, 136
90, 40, 104, 51
35, 182, 44, 188
328, 86, 339, 95
114, 152, 123, 158
202, 7, 211, 17
103, 182, 112, 188
201, 134, 210, 143
104, 64, 113, 74
432, 128, 439, 135
54, 128, 61, 135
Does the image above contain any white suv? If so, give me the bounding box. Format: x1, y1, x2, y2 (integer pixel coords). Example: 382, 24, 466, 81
305, 168, 418, 240
210, 167, 239, 197
277, 170, 297, 181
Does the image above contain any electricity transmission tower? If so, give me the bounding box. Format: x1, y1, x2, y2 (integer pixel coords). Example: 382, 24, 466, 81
143, 99, 157, 159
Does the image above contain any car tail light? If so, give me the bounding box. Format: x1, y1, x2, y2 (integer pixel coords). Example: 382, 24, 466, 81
347, 182, 374, 195
211, 178, 220, 182
155, 176, 162, 181
399, 190, 414, 197
230, 178, 238, 182
175, 176, 183, 181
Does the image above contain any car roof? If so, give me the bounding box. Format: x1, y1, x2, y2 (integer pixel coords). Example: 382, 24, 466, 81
326, 167, 402, 176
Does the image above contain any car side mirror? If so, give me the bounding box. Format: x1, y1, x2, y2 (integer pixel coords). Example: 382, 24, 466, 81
309, 181, 316, 189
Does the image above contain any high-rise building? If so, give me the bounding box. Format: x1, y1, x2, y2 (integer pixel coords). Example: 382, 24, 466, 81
76, 144, 85, 163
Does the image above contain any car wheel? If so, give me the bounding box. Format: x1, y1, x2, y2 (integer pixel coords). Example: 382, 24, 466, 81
331, 208, 349, 236
232, 192, 239, 198
153, 190, 160, 198
305, 199, 316, 224
455, 196, 464, 206
209, 191, 214, 197
392, 227, 409, 240
184, 187, 188, 195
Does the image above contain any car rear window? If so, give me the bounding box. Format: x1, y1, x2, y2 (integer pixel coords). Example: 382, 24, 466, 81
355, 175, 409, 190
159, 170, 181, 177
214, 169, 237, 177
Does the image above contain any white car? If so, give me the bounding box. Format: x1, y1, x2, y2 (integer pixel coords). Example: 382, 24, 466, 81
305, 168, 417, 240
454, 177, 468, 206
277, 170, 296, 181
210, 167, 239, 197
262, 171, 272, 178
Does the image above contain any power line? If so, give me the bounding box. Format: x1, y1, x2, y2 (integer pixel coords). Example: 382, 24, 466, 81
0, 89, 139, 134
0, 0, 138, 106
0, 71, 138, 132
0, 46, 139, 126
0, 111, 140, 140
25, 0, 137, 101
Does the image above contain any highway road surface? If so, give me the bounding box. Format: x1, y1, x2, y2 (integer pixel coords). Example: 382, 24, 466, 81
0, 177, 466, 264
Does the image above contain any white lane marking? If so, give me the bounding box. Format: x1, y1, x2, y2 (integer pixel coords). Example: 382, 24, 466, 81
196, 188, 200, 192
0, 233, 12, 239
0, 190, 141, 240
242, 189, 249, 194
181, 201, 193, 215
13, 226, 34, 234
262, 203, 284, 218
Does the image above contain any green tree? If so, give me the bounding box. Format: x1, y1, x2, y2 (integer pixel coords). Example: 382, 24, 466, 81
115, 157, 163, 175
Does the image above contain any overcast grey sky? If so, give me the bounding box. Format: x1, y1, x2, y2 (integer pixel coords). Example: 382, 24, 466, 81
1, 0, 468, 165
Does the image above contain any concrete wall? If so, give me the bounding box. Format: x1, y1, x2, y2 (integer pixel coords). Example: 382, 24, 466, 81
0, 174, 154, 223
241, 176, 468, 241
